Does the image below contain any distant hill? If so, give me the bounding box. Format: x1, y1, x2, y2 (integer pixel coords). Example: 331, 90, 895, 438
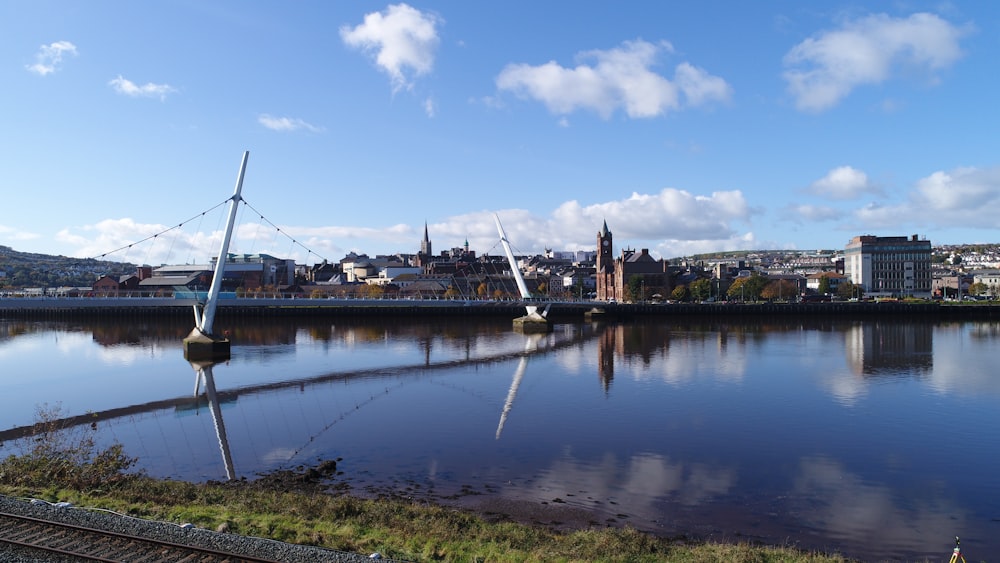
0, 245, 135, 289
676, 249, 841, 262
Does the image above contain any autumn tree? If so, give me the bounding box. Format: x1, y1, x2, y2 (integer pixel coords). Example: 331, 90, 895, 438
727, 274, 768, 302
968, 282, 988, 296
727, 277, 749, 301
689, 278, 711, 302
671, 284, 688, 302
361, 283, 384, 299
761, 279, 797, 301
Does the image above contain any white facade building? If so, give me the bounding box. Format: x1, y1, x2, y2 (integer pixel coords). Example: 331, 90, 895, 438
844, 235, 932, 298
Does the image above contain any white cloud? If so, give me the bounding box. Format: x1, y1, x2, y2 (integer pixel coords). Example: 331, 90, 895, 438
109, 75, 176, 101
784, 204, 843, 222
913, 167, 1000, 212
853, 166, 1000, 230
783, 12, 969, 112
340, 3, 441, 92
496, 39, 731, 119
808, 166, 877, 200
0, 224, 40, 241
26, 41, 77, 76
258, 114, 324, 133
423, 189, 752, 259
55, 217, 415, 266
674, 62, 732, 106
423, 97, 436, 118
56, 187, 755, 264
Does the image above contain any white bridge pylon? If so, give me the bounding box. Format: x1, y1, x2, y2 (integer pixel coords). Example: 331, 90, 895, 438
494, 214, 550, 321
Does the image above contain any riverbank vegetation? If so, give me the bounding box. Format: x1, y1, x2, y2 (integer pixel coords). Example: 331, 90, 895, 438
0, 404, 859, 562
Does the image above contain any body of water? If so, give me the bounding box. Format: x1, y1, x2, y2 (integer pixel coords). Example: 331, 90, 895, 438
1, 315, 997, 560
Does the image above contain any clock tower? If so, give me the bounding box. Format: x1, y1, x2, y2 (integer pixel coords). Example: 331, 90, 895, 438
597, 220, 613, 274
596, 220, 617, 301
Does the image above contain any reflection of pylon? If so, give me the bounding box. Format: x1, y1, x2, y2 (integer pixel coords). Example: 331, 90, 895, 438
949, 536, 967, 563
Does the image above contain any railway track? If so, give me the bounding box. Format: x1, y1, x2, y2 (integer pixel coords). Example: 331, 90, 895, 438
0, 510, 284, 562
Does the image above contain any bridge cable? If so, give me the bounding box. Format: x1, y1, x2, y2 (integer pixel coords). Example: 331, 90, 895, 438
241, 199, 330, 265
183, 211, 207, 266
88, 199, 230, 261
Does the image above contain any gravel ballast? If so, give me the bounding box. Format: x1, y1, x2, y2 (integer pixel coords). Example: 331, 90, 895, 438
0, 494, 403, 562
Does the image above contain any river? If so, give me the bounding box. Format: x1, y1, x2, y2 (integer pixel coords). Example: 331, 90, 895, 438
1, 315, 997, 560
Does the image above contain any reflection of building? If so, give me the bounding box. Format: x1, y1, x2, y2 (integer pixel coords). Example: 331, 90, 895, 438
595, 323, 672, 391
597, 325, 616, 392
844, 235, 932, 298
845, 322, 933, 376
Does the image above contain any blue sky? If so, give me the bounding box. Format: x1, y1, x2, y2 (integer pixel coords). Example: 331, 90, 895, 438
2, 1, 998, 266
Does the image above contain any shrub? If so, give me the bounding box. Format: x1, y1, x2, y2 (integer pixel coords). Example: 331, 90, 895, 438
0, 403, 138, 490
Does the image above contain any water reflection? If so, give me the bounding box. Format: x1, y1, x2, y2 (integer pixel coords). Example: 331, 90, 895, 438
845, 321, 933, 377
1, 316, 998, 559
189, 361, 235, 480
793, 456, 968, 556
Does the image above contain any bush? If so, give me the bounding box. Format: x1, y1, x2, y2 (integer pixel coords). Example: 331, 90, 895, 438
0, 403, 138, 490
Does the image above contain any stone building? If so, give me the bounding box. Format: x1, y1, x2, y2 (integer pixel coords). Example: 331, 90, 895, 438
595, 221, 672, 302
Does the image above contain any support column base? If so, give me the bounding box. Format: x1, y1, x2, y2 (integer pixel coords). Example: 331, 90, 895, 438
183, 328, 231, 361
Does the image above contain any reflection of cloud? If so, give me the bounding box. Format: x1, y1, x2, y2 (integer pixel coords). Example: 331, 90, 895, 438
531, 450, 736, 516
554, 346, 586, 374
794, 456, 965, 555
821, 373, 867, 406
654, 336, 747, 384
0, 331, 160, 369
926, 328, 1000, 397
259, 447, 299, 465
0, 333, 47, 359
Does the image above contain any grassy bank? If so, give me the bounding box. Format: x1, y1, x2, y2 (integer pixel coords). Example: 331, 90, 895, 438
0, 477, 855, 562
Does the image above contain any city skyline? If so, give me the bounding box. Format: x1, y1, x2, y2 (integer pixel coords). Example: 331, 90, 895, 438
3, 2, 999, 266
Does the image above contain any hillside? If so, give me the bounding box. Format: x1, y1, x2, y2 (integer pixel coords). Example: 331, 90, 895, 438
0, 245, 135, 289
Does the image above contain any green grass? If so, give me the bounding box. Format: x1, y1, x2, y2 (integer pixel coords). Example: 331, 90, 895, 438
1, 477, 858, 562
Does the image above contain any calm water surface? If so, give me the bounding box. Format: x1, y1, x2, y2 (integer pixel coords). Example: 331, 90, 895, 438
1, 315, 998, 560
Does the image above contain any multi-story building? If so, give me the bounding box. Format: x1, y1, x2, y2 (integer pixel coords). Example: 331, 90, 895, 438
844, 235, 932, 298
595, 221, 674, 302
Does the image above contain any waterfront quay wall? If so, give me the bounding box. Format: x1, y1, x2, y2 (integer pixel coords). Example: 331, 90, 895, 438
2, 297, 999, 321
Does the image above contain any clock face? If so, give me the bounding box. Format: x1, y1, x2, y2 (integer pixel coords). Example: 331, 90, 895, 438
602, 240, 609, 246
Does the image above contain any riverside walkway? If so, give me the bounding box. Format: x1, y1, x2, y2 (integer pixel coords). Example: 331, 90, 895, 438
1, 296, 996, 320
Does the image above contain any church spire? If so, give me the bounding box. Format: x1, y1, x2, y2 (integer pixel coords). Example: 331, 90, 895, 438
420, 221, 432, 256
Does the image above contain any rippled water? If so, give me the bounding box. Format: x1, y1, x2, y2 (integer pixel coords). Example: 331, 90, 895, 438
1, 315, 998, 559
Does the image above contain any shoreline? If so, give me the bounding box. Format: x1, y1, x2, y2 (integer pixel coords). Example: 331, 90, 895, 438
2, 295, 997, 321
